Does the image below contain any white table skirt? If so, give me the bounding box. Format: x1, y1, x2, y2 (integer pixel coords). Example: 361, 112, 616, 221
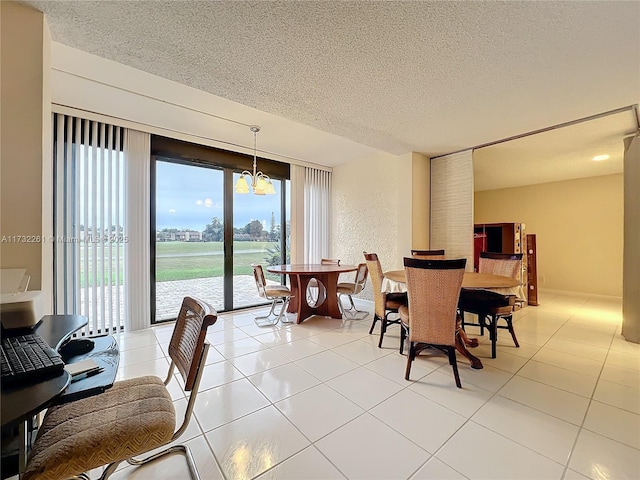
381, 276, 525, 301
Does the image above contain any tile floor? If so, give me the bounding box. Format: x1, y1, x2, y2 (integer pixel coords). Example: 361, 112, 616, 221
106, 292, 638, 479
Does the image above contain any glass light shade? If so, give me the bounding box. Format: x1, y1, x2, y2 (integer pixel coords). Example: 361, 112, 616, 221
235, 175, 250, 193
264, 181, 276, 195
254, 176, 268, 195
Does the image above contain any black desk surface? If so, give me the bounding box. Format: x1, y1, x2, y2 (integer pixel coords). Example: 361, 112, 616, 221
1, 315, 119, 427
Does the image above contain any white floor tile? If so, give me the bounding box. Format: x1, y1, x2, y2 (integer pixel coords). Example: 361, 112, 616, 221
255, 446, 347, 479
115, 357, 169, 381
592, 378, 640, 414
610, 335, 640, 355
111, 436, 224, 480
275, 384, 364, 442
315, 413, 428, 480
197, 360, 244, 391
599, 363, 640, 389
307, 331, 365, 349
193, 378, 270, 432
251, 328, 304, 347
270, 338, 328, 361
326, 366, 405, 410
106, 294, 638, 480
472, 395, 579, 464
471, 346, 530, 373
445, 363, 513, 393
295, 350, 360, 382
331, 338, 391, 365
249, 362, 321, 403
370, 389, 466, 454
408, 370, 493, 417
410, 457, 466, 480
498, 376, 590, 425
118, 343, 167, 367
583, 400, 640, 449
517, 360, 598, 398
569, 429, 640, 480
205, 327, 250, 346
364, 353, 439, 385
437, 422, 564, 479
229, 349, 290, 376
215, 336, 269, 359
606, 350, 640, 372
530, 348, 603, 377
543, 337, 610, 362
205, 406, 310, 480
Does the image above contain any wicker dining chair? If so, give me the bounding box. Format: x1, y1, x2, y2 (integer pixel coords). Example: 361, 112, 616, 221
252, 264, 293, 326
410, 249, 445, 259
399, 257, 466, 387
363, 251, 407, 348
307, 258, 340, 307
337, 262, 369, 319
460, 252, 523, 336
23, 296, 217, 480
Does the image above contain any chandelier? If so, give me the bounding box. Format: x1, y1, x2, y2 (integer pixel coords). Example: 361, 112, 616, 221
234, 125, 276, 195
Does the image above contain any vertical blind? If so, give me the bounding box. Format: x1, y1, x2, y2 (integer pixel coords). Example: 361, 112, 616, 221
53, 114, 126, 334
304, 167, 331, 263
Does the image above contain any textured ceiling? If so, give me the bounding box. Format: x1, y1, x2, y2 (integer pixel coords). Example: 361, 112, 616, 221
22, 1, 640, 156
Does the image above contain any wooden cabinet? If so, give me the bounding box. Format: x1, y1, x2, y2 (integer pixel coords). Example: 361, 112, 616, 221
474, 222, 533, 304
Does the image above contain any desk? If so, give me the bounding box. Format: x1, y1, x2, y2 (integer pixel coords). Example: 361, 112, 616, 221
1, 315, 118, 477
267, 264, 358, 323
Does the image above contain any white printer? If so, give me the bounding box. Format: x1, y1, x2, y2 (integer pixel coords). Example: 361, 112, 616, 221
0, 269, 42, 329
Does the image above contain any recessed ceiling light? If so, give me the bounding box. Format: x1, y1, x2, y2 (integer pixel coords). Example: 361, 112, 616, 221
592, 154, 610, 161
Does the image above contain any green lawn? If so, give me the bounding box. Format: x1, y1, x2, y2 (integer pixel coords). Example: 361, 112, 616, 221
80, 241, 283, 285
155, 241, 281, 282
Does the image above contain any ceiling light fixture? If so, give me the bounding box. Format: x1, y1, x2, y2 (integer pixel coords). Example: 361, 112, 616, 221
592, 154, 610, 161
234, 126, 276, 195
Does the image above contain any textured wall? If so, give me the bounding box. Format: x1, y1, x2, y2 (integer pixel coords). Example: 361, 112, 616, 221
430, 151, 475, 270
475, 174, 624, 297
331, 152, 408, 302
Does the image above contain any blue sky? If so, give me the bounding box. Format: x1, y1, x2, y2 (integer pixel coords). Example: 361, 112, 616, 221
156, 161, 285, 231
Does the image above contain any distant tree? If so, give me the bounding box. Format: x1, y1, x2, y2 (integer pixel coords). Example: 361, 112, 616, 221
248, 220, 263, 240
202, 217, 223, 242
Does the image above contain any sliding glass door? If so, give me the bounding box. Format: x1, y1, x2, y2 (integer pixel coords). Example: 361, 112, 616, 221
154, 159, 225, 321
153, 158, 289, 322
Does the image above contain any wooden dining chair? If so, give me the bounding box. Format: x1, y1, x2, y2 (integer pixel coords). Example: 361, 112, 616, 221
410, 249, 445, 259
398, 257, 466, 387
22, 297, 217, 480
460, 252, 523, 334
363, 251, 407, 348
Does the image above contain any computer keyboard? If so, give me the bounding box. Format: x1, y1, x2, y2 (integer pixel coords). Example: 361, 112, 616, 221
1, 333, 65, 386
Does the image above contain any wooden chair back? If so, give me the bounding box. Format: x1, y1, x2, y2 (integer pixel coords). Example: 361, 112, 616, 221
168, 296, 217, 392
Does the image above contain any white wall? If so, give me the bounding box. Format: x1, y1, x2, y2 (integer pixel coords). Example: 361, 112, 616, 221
331, 151, 412, 302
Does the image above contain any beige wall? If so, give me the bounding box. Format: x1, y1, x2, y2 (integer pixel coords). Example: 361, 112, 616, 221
475, 174, 623, 297
0, 3, 51, 298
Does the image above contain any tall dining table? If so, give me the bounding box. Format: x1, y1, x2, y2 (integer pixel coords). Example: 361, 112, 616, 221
382, 270, 521, 369
267, 264, 358, 324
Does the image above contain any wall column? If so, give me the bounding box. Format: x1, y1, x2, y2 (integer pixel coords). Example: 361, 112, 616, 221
622, 133, 640, 343
0, 2, 52, 306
